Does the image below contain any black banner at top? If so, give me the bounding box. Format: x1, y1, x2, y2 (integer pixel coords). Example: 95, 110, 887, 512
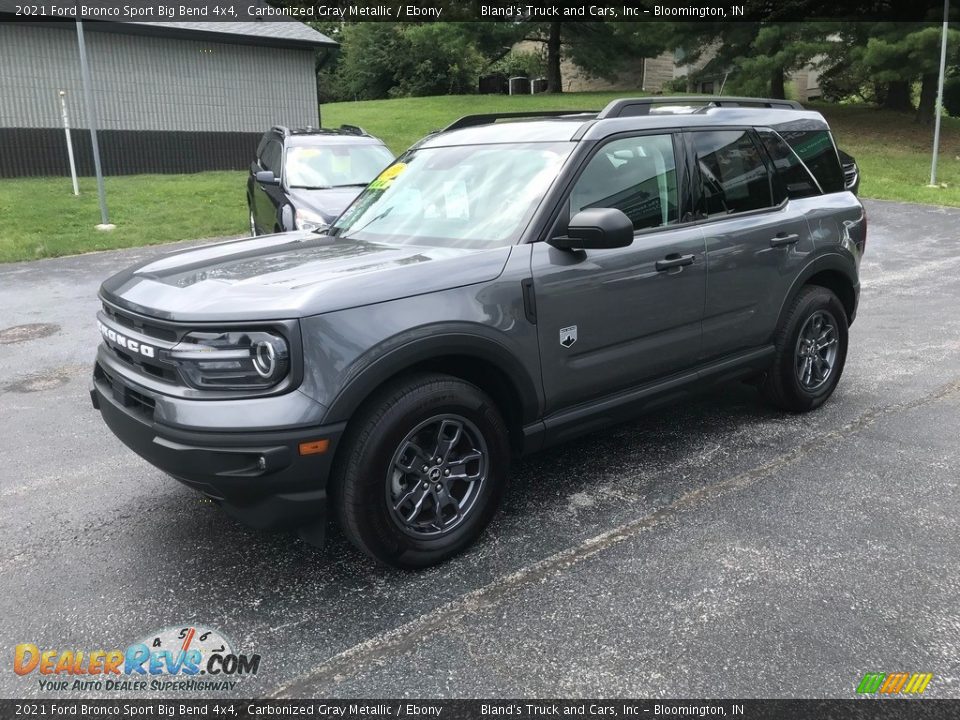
0, 699, 959, 719
0, 0, 957, 23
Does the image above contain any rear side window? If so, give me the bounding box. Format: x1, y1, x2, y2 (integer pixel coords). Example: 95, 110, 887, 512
776, 129, 844, 194
690, 130, 773, 216
757, 130, 821, 200
570, 134, 679, 231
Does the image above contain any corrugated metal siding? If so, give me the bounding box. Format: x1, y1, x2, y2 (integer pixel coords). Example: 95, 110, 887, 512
0, 23, 318, 133
0, 128, 261, 177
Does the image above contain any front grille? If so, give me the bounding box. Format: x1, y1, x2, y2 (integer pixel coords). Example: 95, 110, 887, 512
99, 303, 180, 384
111, 346, 176, 382
102, 303, 177, 342
843, 163, 858, 190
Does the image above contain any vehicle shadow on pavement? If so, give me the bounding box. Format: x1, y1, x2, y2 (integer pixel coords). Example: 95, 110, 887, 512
131, 380, 794, 595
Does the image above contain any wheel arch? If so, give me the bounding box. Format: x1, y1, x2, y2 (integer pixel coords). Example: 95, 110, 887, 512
323, 334, 542, 456
776, 255, 859, 332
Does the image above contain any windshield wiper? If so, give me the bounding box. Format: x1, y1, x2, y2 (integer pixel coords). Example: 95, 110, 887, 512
288, 184, 332, 190
337, 206, 393, 241
331, 182, 370, 188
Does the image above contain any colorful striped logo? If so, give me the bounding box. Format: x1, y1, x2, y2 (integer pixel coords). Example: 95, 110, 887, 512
856, 672, 933, 695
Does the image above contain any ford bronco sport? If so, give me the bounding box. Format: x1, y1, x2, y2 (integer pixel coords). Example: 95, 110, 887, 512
91, 97, 865, 568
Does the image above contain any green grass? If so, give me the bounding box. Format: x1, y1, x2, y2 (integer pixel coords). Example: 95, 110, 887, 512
2, 93, 957, 264
324, 93, 960, 209
810, 103, 960, 207
0, 171, 247, 263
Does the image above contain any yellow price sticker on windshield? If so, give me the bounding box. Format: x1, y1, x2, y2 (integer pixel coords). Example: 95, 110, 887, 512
370, 162, 406, 190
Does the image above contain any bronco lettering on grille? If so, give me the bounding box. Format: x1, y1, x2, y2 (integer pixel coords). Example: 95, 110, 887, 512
98, 320, 156, 359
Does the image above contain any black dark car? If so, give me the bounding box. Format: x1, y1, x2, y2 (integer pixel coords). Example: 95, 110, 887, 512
838, 149, 860, 195
247, 125, 394, 235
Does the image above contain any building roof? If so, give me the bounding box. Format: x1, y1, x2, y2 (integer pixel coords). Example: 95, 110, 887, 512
126, 21, 336, 48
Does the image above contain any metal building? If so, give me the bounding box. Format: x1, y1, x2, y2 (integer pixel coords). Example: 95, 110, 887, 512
0, 20, 336, 177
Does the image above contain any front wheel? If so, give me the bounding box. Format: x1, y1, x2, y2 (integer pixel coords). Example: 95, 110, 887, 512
248, 207, 258, 236
332, 374, 510, 569
763, 285, 849, 412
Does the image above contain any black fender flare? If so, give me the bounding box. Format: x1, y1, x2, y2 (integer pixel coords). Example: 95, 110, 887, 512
774, 253, 859, 332
322, 331, 543, 427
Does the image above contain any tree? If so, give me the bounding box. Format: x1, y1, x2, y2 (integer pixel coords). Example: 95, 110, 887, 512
517, 21, 673, 93
671, 20, 835, 99
862, 25, 960, 122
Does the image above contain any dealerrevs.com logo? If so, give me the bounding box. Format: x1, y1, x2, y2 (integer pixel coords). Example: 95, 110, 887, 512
14, 625, 260, 693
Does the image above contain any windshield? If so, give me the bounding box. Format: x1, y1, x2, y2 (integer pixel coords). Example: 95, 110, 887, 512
285, 144, 394, 189
330, 142, 575, 249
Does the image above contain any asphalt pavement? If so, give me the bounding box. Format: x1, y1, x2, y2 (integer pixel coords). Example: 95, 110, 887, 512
1, 200, 959, 699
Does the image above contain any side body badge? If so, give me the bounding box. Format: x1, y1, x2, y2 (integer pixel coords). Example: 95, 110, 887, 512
559, 325, 577, 348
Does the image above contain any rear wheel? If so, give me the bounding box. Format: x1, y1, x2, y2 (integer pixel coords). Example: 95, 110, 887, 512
332, 374, 509, 569
763, 286, 848, 412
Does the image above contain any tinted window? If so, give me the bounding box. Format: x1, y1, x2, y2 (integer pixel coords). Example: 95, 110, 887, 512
261, 140, 282, 173
691, 130, 773, 216
758, 130, 821, 201
570, 134, 678, 231
777, 129, 844, 194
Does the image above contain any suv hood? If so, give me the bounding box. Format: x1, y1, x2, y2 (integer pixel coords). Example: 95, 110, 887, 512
286, 186, 363, 224
100, 233, 512, 321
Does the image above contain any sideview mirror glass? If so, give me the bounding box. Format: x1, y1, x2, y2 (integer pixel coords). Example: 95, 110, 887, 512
255, 170, 279, 185
550, 208, 634, 250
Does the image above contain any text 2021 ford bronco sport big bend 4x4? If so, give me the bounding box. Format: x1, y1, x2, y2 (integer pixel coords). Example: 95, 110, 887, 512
92, 97, 865, 568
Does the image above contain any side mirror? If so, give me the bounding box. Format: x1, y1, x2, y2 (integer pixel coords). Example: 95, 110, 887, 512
255, 170, 279, 186
549, 208, 634, 251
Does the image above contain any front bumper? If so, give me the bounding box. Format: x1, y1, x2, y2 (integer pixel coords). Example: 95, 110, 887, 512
91, 364, 344, 537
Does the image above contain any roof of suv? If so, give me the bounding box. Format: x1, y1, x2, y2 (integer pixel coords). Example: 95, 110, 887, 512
269, 125, 387, 147
418, 97, 832, 149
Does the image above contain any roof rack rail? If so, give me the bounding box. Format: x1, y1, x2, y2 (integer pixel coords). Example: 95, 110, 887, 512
443, 110, 598, 133
598, 96, 803, 118
271, 125, 291, 137
338, 124, 368, 136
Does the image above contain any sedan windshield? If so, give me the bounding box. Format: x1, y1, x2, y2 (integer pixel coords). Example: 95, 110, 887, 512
285, 144, 394, 189
330, 142, 575, 249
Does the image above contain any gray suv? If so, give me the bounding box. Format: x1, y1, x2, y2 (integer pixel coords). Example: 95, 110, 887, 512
91, 97, 865, 568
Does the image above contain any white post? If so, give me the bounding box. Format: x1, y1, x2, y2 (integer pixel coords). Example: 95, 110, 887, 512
59, 90, 79, 196
75, 19, 114, 230
929, 0, 950, 187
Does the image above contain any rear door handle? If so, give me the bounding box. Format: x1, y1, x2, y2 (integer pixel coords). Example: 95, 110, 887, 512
655, 253, 695, 272
770, 232, 800, 247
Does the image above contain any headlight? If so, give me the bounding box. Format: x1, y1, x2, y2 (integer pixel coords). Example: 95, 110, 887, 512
164, 330, 290, 390
295, 207, 326, 231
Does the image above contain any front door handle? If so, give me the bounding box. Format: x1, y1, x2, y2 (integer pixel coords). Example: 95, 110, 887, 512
770, 232, 800, 248
656, 253, 695, 272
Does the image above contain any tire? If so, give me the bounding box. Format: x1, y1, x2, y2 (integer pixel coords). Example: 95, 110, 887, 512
763, 285, 849, 412
248, 208, 258, 236
332, 373, 510, 569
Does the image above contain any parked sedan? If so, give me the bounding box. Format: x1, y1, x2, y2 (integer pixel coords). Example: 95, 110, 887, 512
247, 125, 394, 235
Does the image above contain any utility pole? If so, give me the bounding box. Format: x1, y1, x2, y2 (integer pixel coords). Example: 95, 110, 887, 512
929, 0, 951, 187
75, 18, 114, 230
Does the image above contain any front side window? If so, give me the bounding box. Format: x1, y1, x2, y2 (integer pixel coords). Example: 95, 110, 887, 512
570, 134, 678, 231
285, 144, 394, 189
330, 142, 574, 249
260, 140, 282, 173
691, 130, 774, 216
